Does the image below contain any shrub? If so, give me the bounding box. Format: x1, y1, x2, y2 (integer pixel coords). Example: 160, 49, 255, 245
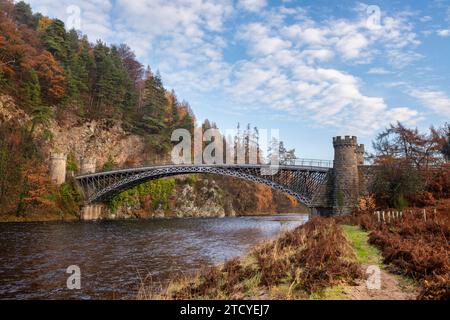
358, 194, 376, 212
66, 152, 78, 172
109, 178, 176, 213
394, 194, 409, 211
102, 154, 116, 171
407, 191, 436, 207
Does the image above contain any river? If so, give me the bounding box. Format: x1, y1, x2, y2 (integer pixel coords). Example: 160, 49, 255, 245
0, 214, 308, 299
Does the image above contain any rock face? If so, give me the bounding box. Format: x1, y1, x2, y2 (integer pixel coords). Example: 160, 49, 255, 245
112, 179, 234, 219
46, 115, 147, 167
173, 181, 226, 218
0, 95, 29, 125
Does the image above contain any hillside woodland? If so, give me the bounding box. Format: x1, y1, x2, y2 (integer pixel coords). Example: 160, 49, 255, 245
0, 1, 302, 220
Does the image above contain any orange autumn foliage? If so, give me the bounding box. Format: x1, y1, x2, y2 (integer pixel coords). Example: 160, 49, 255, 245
21, 164, 57, 209
0, 8, 65, 103
254, 184, 276, 212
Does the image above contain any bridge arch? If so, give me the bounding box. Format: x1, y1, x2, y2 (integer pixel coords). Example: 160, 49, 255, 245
76, 164, 330, 207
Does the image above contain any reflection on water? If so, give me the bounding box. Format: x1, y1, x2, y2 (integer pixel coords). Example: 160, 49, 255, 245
0, 214, 308, 299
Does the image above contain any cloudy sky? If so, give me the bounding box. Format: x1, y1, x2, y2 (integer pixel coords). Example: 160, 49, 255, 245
27, 0, 450, 159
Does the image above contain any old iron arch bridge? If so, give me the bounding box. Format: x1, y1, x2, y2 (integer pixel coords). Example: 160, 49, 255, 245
75, 160, 333, 208
75, 135, 370, 215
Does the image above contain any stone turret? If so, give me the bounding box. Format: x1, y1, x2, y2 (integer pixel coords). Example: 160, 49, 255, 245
356, 144, 365, 165
332, 136, 359, 215
80, 158, 96, 174
50, 153, 67, 185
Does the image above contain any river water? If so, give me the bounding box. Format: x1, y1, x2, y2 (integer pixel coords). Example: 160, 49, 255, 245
0, 214, 308, 299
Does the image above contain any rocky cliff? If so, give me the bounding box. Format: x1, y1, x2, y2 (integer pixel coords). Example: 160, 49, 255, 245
44, 112, 152, 169
113, 179, 235, 219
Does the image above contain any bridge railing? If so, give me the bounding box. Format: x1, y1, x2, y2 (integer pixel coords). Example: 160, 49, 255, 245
78, 158, 335, 176
280, 158, 333, 168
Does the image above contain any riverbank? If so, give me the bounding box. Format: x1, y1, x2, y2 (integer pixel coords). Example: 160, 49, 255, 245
0, 210, 308, 223
0, 212, 79, 223
139, 203, 450, 300
138, 217, 363, 299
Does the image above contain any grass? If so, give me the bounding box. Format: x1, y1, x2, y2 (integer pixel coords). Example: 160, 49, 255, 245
341, 225, 383, 266
309, 285, 347, 300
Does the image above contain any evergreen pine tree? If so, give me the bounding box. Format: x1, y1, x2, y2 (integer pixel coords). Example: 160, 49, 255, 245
21, 69, 41, 109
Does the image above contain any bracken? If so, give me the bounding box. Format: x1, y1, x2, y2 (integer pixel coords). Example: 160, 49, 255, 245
340, 199, 450, 300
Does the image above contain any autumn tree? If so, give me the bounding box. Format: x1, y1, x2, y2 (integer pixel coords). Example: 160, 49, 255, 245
0, 8, 65, 107
372, 122, 443, 169
16, 163, 56, 215
441, 123, 450, 161
116, 44, 144, 85
371, 122, 448, 207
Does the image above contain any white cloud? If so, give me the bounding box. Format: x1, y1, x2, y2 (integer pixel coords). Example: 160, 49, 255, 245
409, 89, 450, 116
367, 67, 392, 75
437, 29, 450, 37
237, 23, 292, 56
29, 0, 113, 40
226, 54, 420, 135
336, 33, 369, 60
301, 27, 328, 45
420, 16, 432, 22
301, 49, 335, 63
238, 0, 267, 13
386, 50, 423, 69
223, 5, 425, 135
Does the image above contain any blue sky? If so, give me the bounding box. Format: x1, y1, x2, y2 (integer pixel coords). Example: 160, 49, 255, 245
27, 0, 450, 159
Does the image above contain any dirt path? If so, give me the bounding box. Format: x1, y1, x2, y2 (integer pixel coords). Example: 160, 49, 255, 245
343, 264, 418, 300
340, 225, 419, 300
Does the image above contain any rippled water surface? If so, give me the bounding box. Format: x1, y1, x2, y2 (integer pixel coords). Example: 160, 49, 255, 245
0, 214, 308, 299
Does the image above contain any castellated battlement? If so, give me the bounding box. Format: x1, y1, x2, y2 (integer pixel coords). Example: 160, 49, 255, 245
355, 144, 365, 165
356, 144, 365, 154
333, 135, 357, 147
